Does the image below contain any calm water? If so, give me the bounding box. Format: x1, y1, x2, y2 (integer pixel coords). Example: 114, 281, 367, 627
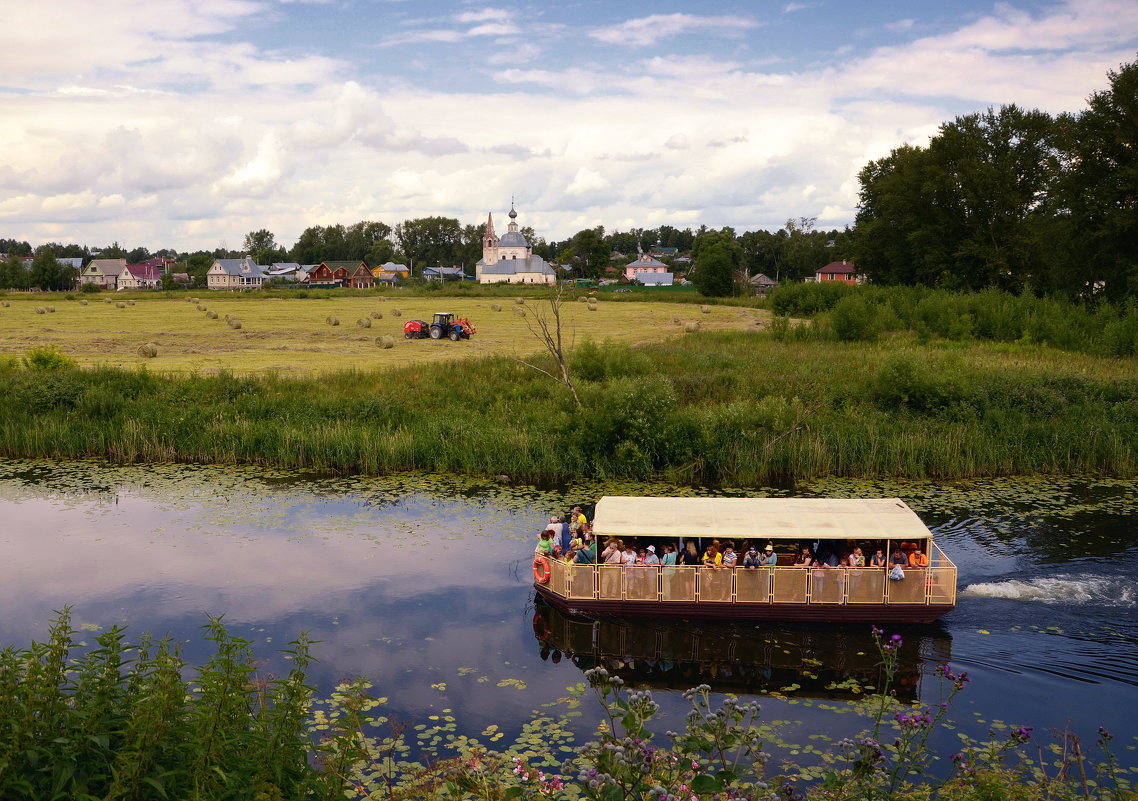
2, 460, 1136, 774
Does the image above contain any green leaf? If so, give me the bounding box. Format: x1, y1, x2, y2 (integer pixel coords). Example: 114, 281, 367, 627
691, 773, 723, 794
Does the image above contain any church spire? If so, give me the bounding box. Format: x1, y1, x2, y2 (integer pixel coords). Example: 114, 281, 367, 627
486, 212, 496, 239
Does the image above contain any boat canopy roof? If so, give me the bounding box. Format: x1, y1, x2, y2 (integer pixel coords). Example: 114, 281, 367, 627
591, 497, 933, 542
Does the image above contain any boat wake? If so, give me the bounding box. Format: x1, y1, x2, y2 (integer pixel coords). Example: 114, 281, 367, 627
962, 574, 1137, 608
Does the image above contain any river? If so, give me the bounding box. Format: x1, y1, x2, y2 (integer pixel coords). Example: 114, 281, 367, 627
1, 460, 1135, 780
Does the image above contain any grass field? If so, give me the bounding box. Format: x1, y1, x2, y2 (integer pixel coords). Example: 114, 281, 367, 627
0, 292, 766, 373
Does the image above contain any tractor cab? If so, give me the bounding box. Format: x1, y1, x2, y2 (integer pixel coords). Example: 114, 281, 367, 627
432, 312, 454, 327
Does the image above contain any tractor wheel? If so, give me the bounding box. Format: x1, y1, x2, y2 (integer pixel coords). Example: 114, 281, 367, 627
449, 329, 460, 341
429, 326, 442, 339
404, 332, 412, 339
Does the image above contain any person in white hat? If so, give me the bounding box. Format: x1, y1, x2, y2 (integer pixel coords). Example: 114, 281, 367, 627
761, 544, 778, 567
644, 544, 660, 566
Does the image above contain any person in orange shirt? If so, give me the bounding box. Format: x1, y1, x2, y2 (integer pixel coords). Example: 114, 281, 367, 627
908, 546, 930, 567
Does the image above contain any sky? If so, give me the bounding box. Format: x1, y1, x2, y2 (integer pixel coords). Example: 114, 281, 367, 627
2, 0, 1137, 253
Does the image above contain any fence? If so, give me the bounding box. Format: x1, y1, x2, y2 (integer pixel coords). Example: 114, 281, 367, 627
544, 558, 957, 608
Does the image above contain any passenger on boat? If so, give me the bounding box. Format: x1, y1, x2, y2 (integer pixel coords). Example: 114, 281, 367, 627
621, 545, 637, 565
722, 545, 738, 567
702, 543, 723, 567
635, 548, 647, 565
569, 506, 588, 536
574, 544, 596, 564
742, 545, 763, 569
761, 545, 778, 567
890, 547, 908, 566
661, 544, 678, 565
645, 545, 660, 566
870, 547, 887, 567
848, 547, 866, 567
908, 547, 929, 567
536, 529, 554, 556
681, 541, 700, 565
601, 539, 623, 564
795, 546, 813, 565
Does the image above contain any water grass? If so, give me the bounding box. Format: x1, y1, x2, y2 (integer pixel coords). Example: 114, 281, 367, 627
0, 332, 1133, 484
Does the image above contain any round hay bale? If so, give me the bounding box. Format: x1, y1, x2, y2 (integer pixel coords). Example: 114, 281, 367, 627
513, 297, 525, 305
116, 301, 126, 309
197, 304, 206, 311
376, 335, 395, 349
35, 307, 45, 314
587, 303, 597, 312
375, 296, 385, 302
684, 321, 701, 333
1, 301, 10, 307
127, 300, 135, 306
490, 303, 502, 312
104, 297, 113, 303
577, 296, 589, 302
356, 317, 371, 328
700, 305, 712, 314
391, 308, 401, 316
206, 310, 218, 319
80, 299, 88, 306
224, 313, 235, 322
137, 343, 158, 358
45, 306, 55, 313
513, 307, 526, 317
326, 316, 340, 326
227, 318, 242, 329
371, 310, 383, 319
191, 297, 199, 303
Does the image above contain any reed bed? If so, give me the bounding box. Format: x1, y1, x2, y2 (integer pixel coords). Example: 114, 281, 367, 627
1, 334, 1134, 485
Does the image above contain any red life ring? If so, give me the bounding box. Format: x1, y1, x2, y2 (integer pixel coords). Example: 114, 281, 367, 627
533, 555, 551, 584
532, 613, 551, 640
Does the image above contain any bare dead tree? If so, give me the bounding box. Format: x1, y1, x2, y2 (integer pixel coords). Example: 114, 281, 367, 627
515, 284, 581, 407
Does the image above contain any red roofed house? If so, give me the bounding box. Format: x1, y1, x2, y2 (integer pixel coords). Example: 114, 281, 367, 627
118, 263, 164, 290
814, 261, 859, 284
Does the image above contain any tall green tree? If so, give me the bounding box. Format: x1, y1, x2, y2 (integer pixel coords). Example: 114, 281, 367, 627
691, 230, 740, 297
29, 251, 73, 291
394, 217, 464, 275
1061, 58, 1138, 300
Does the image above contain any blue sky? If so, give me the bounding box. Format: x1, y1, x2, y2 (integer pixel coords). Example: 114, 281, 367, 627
2, 0, 1137, 252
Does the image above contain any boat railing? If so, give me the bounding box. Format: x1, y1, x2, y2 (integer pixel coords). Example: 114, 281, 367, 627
543, 557, 957, 607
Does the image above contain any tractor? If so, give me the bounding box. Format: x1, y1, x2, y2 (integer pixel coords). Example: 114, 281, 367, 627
428, 312, 476, 341
403, 313, 476, 340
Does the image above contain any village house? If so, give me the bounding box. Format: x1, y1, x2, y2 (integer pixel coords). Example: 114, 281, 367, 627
207, 257, 265, 290
475, 205, 555, 285
624, 253, 673, 285
423, 266, 467, 281
814, 261, 860, 284
79, 258, 127, 290
117, 263, 164, 290
314, 261, 374, 288
749, 273, 777, 295
372, 261, 409, 281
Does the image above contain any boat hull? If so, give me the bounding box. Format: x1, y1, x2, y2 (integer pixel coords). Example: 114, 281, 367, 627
535, 583, 953, 624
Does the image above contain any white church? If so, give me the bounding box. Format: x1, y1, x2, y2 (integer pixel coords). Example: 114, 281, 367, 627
475, 204, 556, 285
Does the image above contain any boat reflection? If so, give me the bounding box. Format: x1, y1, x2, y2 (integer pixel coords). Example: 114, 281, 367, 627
533, 596, 950, 702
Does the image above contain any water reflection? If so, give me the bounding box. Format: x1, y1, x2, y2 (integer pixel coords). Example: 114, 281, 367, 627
532, 597, 950, 702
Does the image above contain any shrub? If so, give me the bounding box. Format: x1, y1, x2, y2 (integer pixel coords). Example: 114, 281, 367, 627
22, 346, 76, 370
830, 294, 878, 341
869, 353, 975, 417
80, 282, 101, 294
770, 281, 854, 316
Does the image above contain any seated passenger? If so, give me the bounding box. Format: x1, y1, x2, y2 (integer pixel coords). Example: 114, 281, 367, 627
909, 547, 929, 567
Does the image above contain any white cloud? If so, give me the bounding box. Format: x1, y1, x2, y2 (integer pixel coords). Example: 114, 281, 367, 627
589, 13, 758, 47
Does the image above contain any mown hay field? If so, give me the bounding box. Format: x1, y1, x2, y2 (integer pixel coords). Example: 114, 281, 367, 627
0, 293, 769, 374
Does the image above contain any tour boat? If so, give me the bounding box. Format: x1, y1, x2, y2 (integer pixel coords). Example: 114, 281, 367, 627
532, 496, 957, 624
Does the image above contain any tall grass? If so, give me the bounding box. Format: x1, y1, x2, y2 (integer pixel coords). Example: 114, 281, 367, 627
768, 284, 1138, 357
1, 332, 1135, 484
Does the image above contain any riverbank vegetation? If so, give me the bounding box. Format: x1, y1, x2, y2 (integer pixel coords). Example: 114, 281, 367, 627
3, 611, 1132, 800
1, 297, 1135, 483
